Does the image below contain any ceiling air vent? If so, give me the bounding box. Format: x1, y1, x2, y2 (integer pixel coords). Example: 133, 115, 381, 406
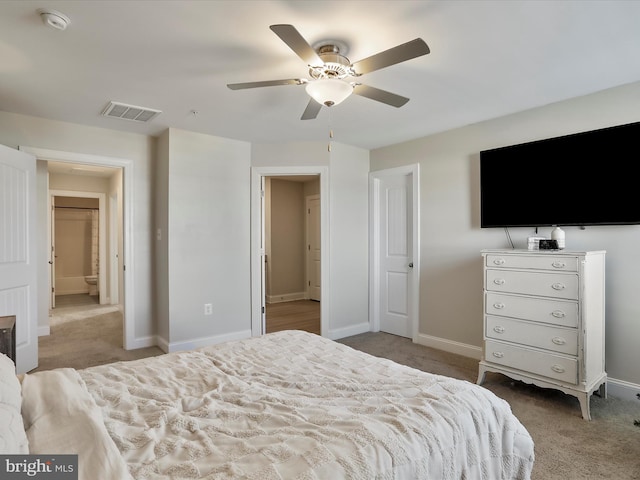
101, 101, 161, 123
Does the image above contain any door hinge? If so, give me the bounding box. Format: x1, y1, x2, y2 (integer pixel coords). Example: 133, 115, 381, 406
261, 306, 265, 314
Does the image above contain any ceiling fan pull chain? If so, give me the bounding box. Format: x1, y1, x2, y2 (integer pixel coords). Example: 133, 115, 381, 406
328, 110, 333, 152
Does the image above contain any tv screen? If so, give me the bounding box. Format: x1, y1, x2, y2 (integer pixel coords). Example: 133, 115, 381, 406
480, 121, 640, 228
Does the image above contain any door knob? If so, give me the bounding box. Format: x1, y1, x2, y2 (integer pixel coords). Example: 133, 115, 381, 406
408, 262, 414, 268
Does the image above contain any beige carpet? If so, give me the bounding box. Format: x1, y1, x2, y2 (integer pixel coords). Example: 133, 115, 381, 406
36, 303, 163, 372
34, 313, 640, 479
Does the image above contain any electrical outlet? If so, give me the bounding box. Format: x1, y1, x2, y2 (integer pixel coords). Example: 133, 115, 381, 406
204, 303, 213, 315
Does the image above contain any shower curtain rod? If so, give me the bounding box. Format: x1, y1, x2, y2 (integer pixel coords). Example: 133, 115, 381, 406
54, 206, 99, 210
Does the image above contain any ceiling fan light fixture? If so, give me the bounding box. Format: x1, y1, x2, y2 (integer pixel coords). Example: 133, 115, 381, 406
305, 79, 353, 107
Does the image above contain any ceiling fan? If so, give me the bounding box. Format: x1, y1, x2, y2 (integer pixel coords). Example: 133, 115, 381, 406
227, 24, 430, 120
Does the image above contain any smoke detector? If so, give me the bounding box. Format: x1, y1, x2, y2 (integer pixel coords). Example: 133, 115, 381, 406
37, 9, 71, 31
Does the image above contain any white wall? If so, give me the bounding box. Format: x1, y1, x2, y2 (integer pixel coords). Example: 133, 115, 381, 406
371, 81, 640, 391
159, 128, 252, 351
0, 111, 155, 343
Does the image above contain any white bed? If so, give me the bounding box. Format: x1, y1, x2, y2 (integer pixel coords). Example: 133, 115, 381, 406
2, 330, 534, 479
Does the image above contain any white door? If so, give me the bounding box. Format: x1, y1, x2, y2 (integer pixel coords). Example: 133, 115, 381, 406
0, 144, 38, 373
371, 166, 418, 340
306, 195, 321, 301
260, 176, 267, 333
50, 196, 56, 309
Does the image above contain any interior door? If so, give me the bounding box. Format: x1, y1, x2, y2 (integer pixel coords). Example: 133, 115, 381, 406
0, 144, 38, 373
306, 195, 321, 301
50, 195, 56, 309
379, 173, 413, 338
260, 175, 267, 333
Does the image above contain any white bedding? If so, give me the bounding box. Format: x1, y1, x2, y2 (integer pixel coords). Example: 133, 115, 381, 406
19, 330, 534, 479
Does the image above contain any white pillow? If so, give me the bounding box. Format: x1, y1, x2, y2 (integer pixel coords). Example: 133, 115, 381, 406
0, 353, 28, 453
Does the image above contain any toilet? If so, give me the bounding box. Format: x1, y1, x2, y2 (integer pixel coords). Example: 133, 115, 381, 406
85, 275, 98, 296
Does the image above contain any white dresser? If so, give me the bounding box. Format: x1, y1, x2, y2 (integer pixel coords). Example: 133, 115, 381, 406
477, 249, 607, 420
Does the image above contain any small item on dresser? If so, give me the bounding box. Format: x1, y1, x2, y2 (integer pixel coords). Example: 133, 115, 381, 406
551, 226, 566, 249
539, 239, 559, 250
527, 235, 546, 250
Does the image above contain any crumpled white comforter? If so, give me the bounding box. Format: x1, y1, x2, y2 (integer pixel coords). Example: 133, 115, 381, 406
22, 330, 534, 479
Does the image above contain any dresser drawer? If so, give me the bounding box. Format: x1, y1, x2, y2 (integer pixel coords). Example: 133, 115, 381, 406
484, 340, 578, 384
485, 292, 578, 328
486, 316, 578, 355
486, 254, 578, 272
486, 269, 579, 300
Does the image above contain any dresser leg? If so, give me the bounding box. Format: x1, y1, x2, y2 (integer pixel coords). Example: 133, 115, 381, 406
596, 381, 607, 399
477, 365, 487, 386
577, 394, 591, 421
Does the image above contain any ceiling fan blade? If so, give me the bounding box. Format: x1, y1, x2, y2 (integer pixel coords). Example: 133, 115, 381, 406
227, 78, 305, 90
301, 98, 323, 120
270, 24, 324, 67
353, 84, 410, 108
351, 38, 430, 75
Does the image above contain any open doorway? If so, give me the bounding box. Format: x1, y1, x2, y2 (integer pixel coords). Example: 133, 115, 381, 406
263, 176, 320, 335
44, 163, 125, 364
50, 192, 106, 309
250, 166, 329, 338
20, 145, 136, 358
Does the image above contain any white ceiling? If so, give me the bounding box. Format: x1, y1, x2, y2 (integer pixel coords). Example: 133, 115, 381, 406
1, 0, 640, 151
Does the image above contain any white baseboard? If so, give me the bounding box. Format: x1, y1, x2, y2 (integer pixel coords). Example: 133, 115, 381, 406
126, 335, 158, 350
155, 336, 169, 353
607, 377, 640, 402
328, 322, 371, 340
266, 292, 307, 304
415, 333, 483, 360
38, 325, 50, 337
163, 329, 253, 354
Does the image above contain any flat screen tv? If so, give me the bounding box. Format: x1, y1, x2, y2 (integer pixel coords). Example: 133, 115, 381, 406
480, 121, 640, 228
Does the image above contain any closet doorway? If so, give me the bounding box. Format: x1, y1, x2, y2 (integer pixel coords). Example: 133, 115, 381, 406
264, 176, 320, 335
250, 166, 329, 338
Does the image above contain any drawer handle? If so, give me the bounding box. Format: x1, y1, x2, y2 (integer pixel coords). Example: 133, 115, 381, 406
552, 261, 566, 269
551, 364, 565, 374
493, 325, 505, 334
492, 352, 504, 359
493, 278, 506, 286
493, 258, 506, 266
493, 302, 505, 310
551, 283, 565, 291
551, 310, 566, 318
552, 336, 566, 345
